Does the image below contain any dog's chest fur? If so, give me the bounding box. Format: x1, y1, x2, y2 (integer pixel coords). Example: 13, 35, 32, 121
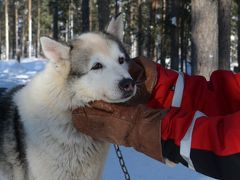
8, 69, 109, 180
26, 129, 109, 180
24, 120, 109, 180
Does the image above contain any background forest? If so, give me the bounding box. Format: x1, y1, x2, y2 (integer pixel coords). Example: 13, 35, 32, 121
0, 0, 238, 78
0, 1, 236, 179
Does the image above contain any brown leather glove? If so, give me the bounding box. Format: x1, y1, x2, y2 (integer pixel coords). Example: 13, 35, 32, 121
128, 56, 158, 105
72, 101, 168, 161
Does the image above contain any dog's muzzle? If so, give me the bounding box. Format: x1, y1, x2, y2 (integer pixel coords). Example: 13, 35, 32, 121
118, 78, 135, 98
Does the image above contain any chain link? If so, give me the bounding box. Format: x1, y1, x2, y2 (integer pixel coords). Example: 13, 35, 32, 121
114, 144, 131, 180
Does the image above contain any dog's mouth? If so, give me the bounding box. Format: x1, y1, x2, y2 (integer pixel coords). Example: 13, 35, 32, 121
103, 85, 137, 103
121, 86, 138, 99
122, 91, 134, 98
103, 96, 132, 103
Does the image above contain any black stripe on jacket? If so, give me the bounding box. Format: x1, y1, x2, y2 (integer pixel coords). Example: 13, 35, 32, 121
162, 139, 240, 180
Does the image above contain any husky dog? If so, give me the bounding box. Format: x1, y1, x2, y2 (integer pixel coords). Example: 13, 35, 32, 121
0, 14, 136, 180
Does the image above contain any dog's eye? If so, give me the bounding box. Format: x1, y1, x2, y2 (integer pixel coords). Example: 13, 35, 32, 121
118, 57, 125, 65
91, 63, 103, 70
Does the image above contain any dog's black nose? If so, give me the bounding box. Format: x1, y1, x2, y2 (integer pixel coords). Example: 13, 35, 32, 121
118, 78, 135, 93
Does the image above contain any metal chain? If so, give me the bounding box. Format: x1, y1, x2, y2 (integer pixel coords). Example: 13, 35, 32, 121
114, 144, 131, 180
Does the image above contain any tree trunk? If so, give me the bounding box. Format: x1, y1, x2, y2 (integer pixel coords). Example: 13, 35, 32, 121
130, 1, 137, 57
180, 5, 185, 72
36, 0, 41, 58
82, 0, 89, 32
124, 1, 132, 54
21, 13, 27, 58
237, 0, 240, 72
11, 9, 16, 59
5, 0, 9, 60
160, 0, 167, 67
97, 0, 110, 31
191, 0, 218, 78
115, 0, 120, 16
89, 0, 93, 31
53, 0, 58, 40
180, 0, 190, 72
170, 0, 180, 71
69, 2, 74, 39
0, 17, 2, 60
28, 0, 32, 58
65, 19, 69, 42
73, 0, 81, 34
15, 1, 21, 61
218, 0, 231, 70
147, 2, 155, 58
137, 1, 143, 56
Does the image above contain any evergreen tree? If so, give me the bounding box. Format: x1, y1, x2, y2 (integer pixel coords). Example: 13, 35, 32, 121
219, 0, 232, 70
191, 0, 218, 78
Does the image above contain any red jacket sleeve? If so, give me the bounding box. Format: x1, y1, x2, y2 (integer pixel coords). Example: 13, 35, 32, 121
161, 108, 240, 179
147, 64, 240, 179
148, 64, 240, 115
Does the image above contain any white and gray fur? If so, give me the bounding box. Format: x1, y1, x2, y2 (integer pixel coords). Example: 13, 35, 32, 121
0, 14, 136, 180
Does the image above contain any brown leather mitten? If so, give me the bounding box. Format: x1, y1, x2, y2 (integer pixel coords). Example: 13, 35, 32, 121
128, 56, 158, 105
72, 101, 168, 161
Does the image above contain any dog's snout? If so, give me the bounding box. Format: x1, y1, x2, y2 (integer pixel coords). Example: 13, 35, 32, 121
118, 78, 135, 92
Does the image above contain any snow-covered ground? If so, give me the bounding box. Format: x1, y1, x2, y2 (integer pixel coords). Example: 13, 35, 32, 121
0, 59, 214, 180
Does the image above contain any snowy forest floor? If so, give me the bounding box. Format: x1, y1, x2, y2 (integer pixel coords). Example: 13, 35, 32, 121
0, 59, 214, 180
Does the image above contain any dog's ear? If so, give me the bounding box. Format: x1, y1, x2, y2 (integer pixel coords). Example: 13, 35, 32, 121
40, 37, 70, 62
106, 13, 123, 42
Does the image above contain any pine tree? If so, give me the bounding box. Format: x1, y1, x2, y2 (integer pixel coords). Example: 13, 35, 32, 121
28, 0, 32, 58
137, 0, 143, 56
97, 0, 110, 31
5, 0, 9, 60
15, 1, 20, 61
170, 0, 180, 70
0, 1, 3, 59
52, 0, 59, 40
191, 0, 218, 78
219, 0, 232, 70
237, 0, 240, 71
36, 0, 41, 58
82, 0, 89, 32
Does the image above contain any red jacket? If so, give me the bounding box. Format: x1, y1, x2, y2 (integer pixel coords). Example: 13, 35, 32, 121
147, 64, 240, 180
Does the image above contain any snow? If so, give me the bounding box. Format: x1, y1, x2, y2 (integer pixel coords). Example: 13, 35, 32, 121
0, 58, 46, 88
104, 147, 214, 180
171, 17, 177, 26
0, 59, 214, 180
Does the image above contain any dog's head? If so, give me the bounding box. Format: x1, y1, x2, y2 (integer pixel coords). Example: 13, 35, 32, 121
40, 14, 136, 106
